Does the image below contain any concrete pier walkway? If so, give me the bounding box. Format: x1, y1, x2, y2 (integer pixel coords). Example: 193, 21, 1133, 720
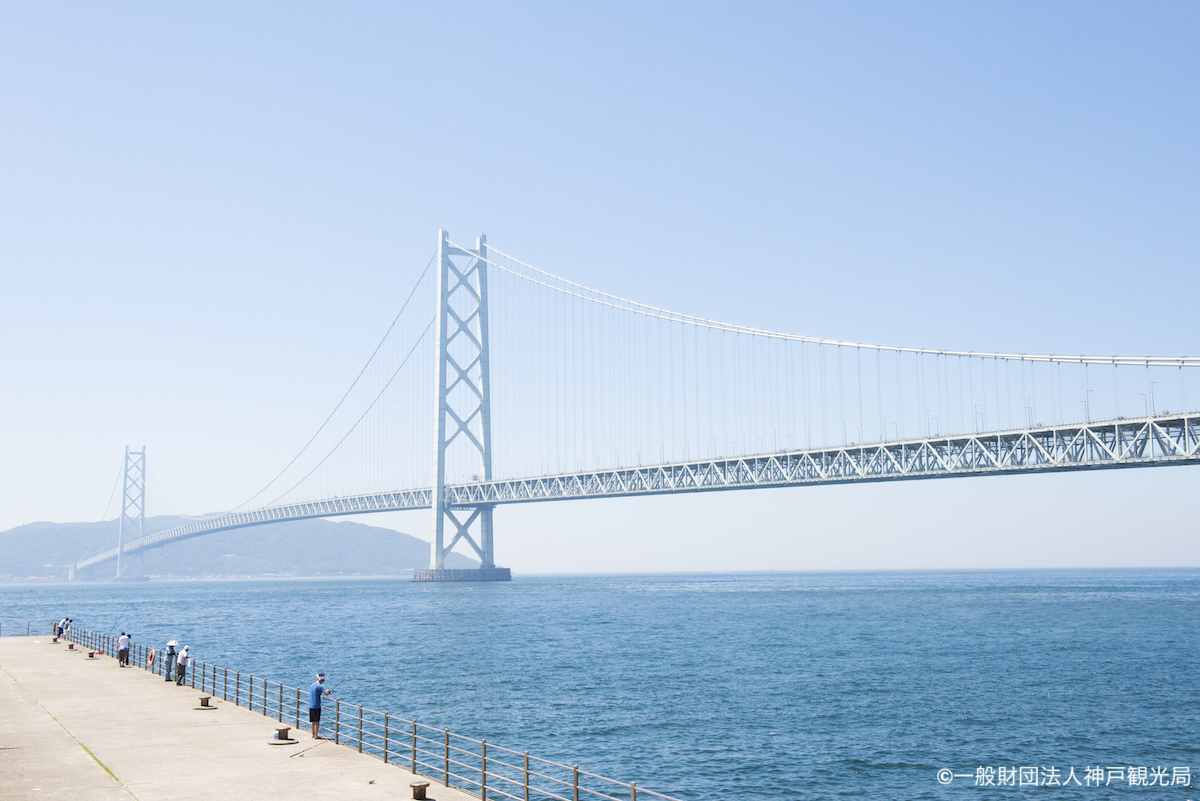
0, 636, 474, 801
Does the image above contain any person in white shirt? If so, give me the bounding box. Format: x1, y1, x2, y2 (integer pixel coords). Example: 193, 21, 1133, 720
117, 633, 131, 667
174, 646, 190, 686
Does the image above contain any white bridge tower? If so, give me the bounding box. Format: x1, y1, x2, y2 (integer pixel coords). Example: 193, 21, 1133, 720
415, 230, 510, 581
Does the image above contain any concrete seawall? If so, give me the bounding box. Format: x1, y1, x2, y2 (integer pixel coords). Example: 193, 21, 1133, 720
0, 636, 474, 800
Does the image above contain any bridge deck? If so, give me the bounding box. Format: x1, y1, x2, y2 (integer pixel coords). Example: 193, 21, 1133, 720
76, 412, 1200, 571
0, 636, 474, 801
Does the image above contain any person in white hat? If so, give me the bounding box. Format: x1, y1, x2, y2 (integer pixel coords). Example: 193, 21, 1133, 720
174, 646, 190, 686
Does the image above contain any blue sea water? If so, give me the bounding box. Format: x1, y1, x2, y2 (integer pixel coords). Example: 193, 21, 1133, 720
2, 569, 1197, 799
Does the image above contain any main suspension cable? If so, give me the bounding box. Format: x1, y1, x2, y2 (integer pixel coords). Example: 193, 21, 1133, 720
467, 242, 1198, 367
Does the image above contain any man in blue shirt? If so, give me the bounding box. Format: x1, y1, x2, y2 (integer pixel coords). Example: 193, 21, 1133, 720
309, 673, 332, 738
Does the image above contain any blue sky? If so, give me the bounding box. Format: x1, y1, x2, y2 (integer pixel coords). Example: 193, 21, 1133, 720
2, 2, 1197, 571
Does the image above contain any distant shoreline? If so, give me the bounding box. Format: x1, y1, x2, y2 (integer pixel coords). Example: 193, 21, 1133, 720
4, 564, 1197, 586
3, 572, 419, 584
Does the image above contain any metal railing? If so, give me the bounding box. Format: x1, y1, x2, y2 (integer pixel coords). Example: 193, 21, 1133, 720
62, 625, 682, 801
0, 622, 55, 637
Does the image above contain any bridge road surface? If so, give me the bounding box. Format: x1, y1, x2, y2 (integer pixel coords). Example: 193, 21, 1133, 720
0, 636, 476, 801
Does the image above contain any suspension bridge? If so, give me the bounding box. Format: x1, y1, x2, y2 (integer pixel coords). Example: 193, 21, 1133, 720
74, 230, 1200, 579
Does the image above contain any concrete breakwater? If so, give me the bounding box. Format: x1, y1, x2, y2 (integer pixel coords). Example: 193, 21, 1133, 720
0, 634, 473, 801
2, 626, 678, 801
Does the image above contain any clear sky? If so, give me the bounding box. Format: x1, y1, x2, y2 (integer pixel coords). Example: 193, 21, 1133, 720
2, 2, 1197, 572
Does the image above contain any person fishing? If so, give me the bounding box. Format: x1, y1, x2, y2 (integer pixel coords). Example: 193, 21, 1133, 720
308, 673, 332, 738
164, 641, 178, 681
174, 645, 190, 686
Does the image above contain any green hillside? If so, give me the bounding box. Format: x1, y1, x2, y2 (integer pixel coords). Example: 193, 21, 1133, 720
0, 516, 478, 581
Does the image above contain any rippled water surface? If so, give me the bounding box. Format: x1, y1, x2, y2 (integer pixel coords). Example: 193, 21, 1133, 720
3, 569, 1197, 799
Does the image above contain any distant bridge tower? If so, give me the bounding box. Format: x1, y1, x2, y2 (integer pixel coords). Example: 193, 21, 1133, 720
116, 446, 146, 579
416, 231, 510, 581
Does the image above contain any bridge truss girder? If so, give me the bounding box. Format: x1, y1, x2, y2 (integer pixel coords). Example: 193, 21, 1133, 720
450, 414, 1199, 504
74, 413, 1199, 572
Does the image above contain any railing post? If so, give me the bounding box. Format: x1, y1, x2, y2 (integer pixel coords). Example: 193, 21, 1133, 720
235, 672, 240, 706
412, 721, 417, 773
573, 765, 579, 801
524, 752, 530, 801
482, 740, 487, 801
444, 729, 450, 786
224, 668, 228, 701
383, 713, 389, 763
295, 688, 301, 728
630, 781, 636, 801
335, 699, 341, 745
278, 683, 283, 722
248, 675, 254, 710
358, 705, 363, 752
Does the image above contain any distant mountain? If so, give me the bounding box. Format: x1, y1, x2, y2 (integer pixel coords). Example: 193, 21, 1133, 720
0, 516, 478, 582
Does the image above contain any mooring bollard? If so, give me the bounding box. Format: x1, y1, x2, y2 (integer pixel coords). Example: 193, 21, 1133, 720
195, 695, 217, 711
410, 780, 430, 800
269, 725, 298, 745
